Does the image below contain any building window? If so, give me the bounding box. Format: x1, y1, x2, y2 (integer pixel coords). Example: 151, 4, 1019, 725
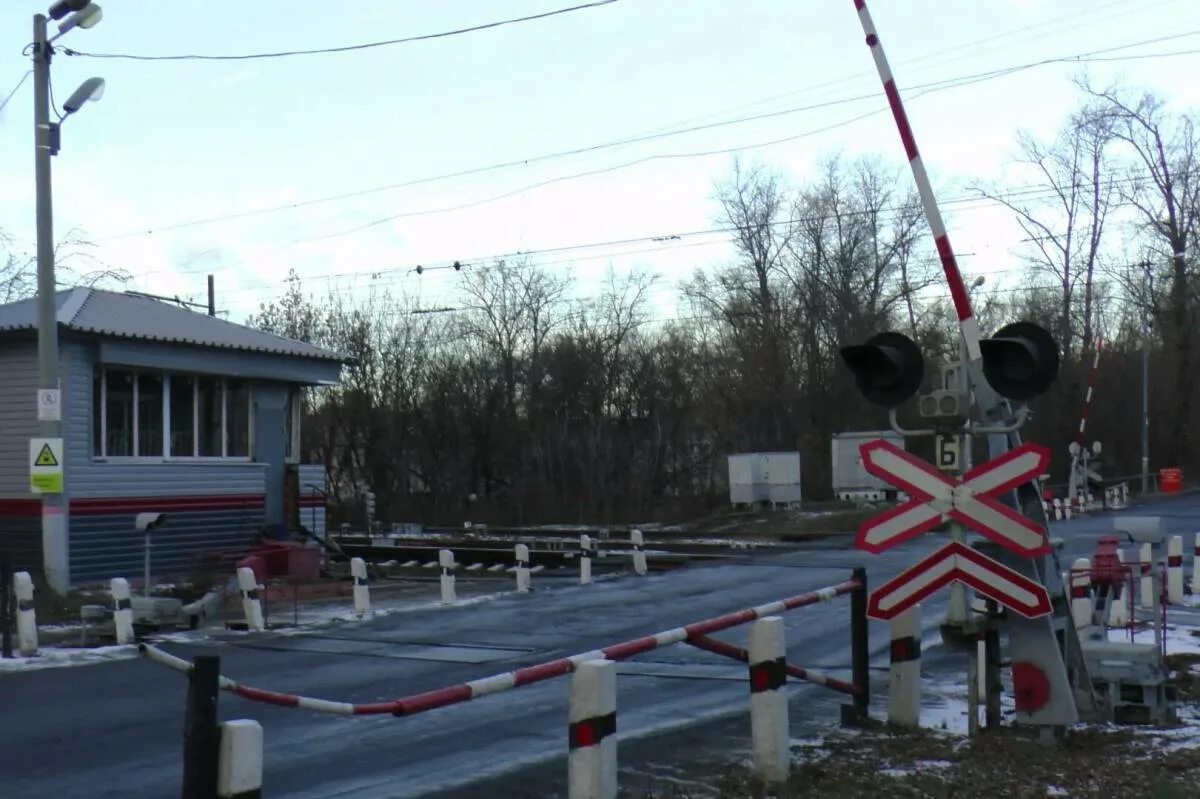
226, 379, 251, 458
169, 374, 196, 457
93, 367, 256, 461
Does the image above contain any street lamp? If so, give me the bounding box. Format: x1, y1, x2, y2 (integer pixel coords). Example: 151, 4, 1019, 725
32, 0, 105, 594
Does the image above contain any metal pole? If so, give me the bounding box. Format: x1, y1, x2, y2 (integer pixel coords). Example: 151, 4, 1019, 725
850, 566, 870, 721
32, 14, 68, 594
207, 275, 215, 317
1142, 264, 1151, 495
182, 654, 220, 799
984, 600, 1002, 728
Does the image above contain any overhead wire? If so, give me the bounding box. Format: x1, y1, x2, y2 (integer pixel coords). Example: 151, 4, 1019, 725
59, 1, 620, 61
0, 70, 31, 114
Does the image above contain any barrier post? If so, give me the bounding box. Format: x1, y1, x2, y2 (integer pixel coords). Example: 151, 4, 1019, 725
14, 571, 37, 656
111, 577, 135, 645
182, 654, 221, 799
515, 544, 531, 593
568, 659, 617, 799
630, 530, 647, 576
351, 557, 371, 617
748, 616, 789, 784
1070, 558, 1093, 628
217, 720, 263, 799
1108, 550, 1130, 627
983, 599, 1002, 729
236, 567, 265, 632
439, 549, 457, 605
1167, 535, 1184, 604
579, 535, 593, 585
887, 604, 920, 727
1, 555, 11, 658
845, 566, 870, 724
1140, 543, 1154, 610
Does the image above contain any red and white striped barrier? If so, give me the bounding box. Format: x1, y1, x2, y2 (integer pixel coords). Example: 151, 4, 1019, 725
568, 659, 617, 799
138, 578, 861, 717
14, 571, 38, 656
1167, 535, 1184, 605
748, 617, 789, 784
853, 0, 981, 361
111, 577, 134, 645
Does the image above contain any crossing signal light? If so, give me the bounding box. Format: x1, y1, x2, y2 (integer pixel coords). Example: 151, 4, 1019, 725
840, 331, 924, 407
979, 321, 1059, 401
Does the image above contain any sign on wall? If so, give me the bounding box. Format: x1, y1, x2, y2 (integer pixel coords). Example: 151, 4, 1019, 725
36, 388, 61, 422
29, 437, 64, 494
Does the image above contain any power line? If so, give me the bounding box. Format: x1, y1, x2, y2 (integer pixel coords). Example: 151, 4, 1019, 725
91, 30, 1200, 245
60, 1, 620, 62
0, 70, 31, 114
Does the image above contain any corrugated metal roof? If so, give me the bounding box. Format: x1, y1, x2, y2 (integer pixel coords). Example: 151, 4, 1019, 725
0, 288, 345, 361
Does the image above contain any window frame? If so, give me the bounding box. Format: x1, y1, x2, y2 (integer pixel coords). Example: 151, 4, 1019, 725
92, 367, 255, 463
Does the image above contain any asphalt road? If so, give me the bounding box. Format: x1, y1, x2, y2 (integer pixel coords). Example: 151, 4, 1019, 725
3, 493, 1198, 798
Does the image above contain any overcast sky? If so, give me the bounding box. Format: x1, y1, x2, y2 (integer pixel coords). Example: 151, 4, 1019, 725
0, 0, 1197, 324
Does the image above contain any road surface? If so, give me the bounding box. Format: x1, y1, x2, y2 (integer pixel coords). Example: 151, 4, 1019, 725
2, 493, 1196, 798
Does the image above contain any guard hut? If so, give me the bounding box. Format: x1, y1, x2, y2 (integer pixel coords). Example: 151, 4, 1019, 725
0, 288, 343, 587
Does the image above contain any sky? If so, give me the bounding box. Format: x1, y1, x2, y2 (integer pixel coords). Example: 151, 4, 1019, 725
0, 0, 1197, 325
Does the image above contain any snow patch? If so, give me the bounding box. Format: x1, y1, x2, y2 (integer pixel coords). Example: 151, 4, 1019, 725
1045, 786, 1069, 797
0, 644, 137, 672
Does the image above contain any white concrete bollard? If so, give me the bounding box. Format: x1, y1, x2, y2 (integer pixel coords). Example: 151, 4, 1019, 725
439, 549, 457, 605
748, 616, 789, 784
1140, 543, 1154, 610
13, 571, 38, 656
515, 544, 531, 593
1070, 558, 1093, 629
1168, 535, 1184, 605
110, 577, 134, 645
1053, 498, 1063, 521
350, 557, 371, 617
236, 567, 265, 632
888, 604, 921, 727
1120, 482, 1129, 505
568, 659, 618, 799
217, 719, 263, 799
579, 535, 593, 585
630, 530, 647, 576
1108, 555, 1130, 629
1193, 533, 1200, 593
1064, 500, 1073, 521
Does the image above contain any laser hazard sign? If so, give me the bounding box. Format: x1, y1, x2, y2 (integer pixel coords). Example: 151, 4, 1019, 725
29, 437, 63, 494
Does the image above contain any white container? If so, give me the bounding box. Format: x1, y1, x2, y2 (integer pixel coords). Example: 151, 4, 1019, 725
832, 431, 905, 498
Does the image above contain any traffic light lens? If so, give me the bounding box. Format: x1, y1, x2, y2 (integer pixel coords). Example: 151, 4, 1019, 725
838, 331, 924, 407
980, 322, 1059, 401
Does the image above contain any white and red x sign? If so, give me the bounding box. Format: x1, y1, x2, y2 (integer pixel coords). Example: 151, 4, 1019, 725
867, 541, 1053, 620
856, 440, 1051, 558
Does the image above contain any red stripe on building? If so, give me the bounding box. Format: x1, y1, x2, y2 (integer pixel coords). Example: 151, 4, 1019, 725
298, 497, 326, 508
71, 494, 266, 516
0, 499, 41, 516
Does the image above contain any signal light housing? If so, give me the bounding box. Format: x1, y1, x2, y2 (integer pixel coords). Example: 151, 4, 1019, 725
839, 331, 924, 407
979, 321, 1060, 401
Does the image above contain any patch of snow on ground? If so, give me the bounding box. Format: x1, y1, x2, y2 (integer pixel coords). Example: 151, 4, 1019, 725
1045, 786, 1069, 797
0, 644, 137, 672
1106, 622, 1200, 655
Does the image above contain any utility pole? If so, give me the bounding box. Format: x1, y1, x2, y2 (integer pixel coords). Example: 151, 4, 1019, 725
32, 13, 68, 594
1141, 262, 1151, 495
207, 274, 216, 317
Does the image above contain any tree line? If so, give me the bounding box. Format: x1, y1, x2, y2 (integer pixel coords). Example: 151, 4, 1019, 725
238, 82, 1196, 527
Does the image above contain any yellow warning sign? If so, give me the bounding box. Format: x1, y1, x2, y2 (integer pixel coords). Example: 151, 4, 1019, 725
34, 444, 58, 467
29, 437, 63, 494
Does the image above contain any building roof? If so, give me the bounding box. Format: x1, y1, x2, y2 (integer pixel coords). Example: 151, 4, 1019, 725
0, 287, 345, 361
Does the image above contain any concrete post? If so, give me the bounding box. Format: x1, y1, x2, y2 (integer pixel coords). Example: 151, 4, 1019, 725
630, 530, 647, 576
1167, 535, 1184, 605
1053, 498, 1063, 521
748, 616, 789, 784
13, 571, 37, 656
236, 567, 265, 632
1140, 543, 1154, 610
888, 605, 920, 727
1193, 533, 1200, 593
1070, 558, 1093, 629
111, 577, 134, 645
217, 719, 263, 799
568, 659, 617, 799
350, 557, 370, 617
439, 549, 457, 605
515, 544, 531, 593
579, 535, 593, 585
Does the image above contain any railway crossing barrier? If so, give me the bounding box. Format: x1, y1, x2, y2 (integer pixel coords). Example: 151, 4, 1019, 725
142, 571, 869, 797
